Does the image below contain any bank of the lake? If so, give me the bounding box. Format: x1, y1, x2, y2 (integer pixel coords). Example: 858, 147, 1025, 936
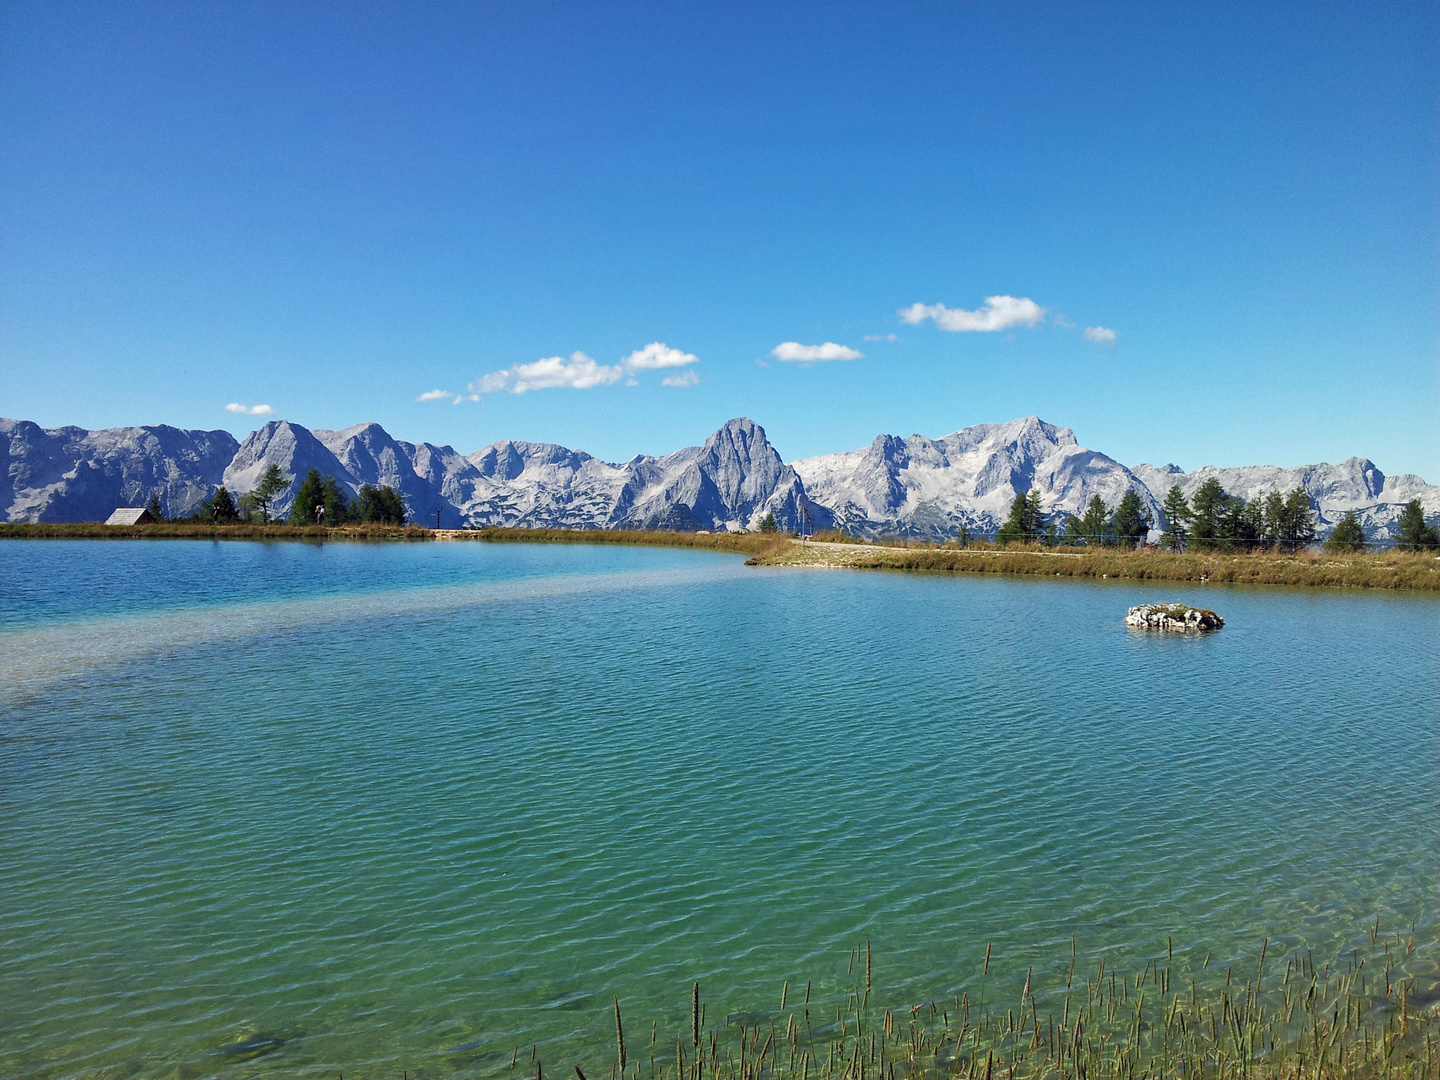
750, 537, 1440, 590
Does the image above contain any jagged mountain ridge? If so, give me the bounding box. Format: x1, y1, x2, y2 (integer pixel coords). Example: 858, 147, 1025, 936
3, 414, 1436, 542
791, 416, 1163, 539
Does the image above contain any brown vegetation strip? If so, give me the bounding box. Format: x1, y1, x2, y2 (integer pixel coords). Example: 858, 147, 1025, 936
754, 539, 1440, 590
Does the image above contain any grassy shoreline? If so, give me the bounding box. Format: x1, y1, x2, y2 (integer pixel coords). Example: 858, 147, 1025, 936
750, 538, 1440, 590
3, 522, 1436, 589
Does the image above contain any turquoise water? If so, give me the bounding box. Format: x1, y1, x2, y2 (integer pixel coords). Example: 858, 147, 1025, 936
1, 540, 1437, 1080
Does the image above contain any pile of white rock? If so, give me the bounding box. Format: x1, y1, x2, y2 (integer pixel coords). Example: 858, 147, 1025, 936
1124, 603, 1224, 632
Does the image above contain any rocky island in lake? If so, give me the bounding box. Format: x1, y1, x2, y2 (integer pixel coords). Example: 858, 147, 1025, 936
1125, 603, 1224, 632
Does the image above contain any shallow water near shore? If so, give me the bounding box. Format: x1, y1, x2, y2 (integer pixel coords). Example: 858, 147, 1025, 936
1, 540, 1437, 1080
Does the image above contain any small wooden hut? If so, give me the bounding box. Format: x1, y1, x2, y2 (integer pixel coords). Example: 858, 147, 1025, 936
104, 507, 156, 525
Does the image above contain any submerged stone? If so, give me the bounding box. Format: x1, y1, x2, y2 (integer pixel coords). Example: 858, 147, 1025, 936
1125, 603, 1224, 632
215, 1030, 294, 1060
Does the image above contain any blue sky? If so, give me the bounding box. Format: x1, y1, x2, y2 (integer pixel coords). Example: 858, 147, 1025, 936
2, 2, 1436, 477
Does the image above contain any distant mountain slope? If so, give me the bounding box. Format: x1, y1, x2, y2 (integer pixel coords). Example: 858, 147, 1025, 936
792, 416, 1159, 539
456, 418, 814, 531
2, 413, 1435, 544
1130, 458, 1439, 542
0, 418, 238, 522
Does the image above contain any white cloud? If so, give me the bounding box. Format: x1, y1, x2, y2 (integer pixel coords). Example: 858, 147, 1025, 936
662, 369, 701, 388
453, 393, 480, 405
415, 389, 452, 402
864, 332, 898, 342
470, 342, 703, 396
471, 352, 625, 396
771, 341, 864, 362
899, 295, 1046, 332
225, 402, 275, 416
622, 342, 699, 370
1084, 326, 1118, 345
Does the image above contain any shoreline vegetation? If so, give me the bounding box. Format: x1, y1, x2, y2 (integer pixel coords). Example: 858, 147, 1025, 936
524, 934, 1436, 1080
528, 933, 1437, 1080
3, 522, 1438, 590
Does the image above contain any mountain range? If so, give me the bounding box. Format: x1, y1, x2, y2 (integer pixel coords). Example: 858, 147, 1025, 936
2, 414, 1435, 542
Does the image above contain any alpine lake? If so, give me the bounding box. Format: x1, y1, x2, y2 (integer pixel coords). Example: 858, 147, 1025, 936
1, 539, 1436, 1080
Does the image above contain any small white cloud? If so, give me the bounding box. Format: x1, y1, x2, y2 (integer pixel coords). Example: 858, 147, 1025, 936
864, 332, 898, 342
622, 342, 699, 370
771, 341, 864, 362
1052, 314, 1075, 329
415, 389, 452, 402
225, 402, 275, 416
662, 369, 701, 388
469, 342, 704, 396
1083, 326, 1118, 345
899, 295, 1046, 332
470, 352, 625, 396
452, 393, 480, 405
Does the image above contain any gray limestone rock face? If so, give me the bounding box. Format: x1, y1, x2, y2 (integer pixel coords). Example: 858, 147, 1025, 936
793, 416, 1158, 540
1, 418, 238, 522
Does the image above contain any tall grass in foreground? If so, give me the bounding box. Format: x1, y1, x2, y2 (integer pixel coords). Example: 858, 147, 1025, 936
569, 932, 1437, 1080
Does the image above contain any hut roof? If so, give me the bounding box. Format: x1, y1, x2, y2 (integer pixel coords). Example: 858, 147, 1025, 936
105, 507, 155, 525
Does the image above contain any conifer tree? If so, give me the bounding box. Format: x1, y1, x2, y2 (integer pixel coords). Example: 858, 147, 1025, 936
1113, 489, 1152, 547
145, 491, 165, 523
207, 485, 238, 522
1188, 478, 1228, 548
996, 488, 1044, 545
289, 468, 327, 525
1278, 488, 1316, 550
1160, 485, 1190, 551
1070, 495, 1111, 546
1396, 499, 1440, 550
1324, 511, 1366, 553
251, 463, 289, 525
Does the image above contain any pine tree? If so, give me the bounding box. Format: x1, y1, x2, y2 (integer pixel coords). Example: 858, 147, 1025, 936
320, 475, 349, 525
354, 483, 407, 524
1112, 489, 1152, 548
1396, 499, 1440, 550
207, 485, 238, 522
251, 463, 290, 525
289, 468, 327, 525
1188, 478, 1228, 549
758, 511, 778, 533
1278, 488, 1316, 550
996, 489, 1044, 545
1072, 495, 1111, 546
1160, 485, 1190, 551
1260, 490, 1286, 545
145, 491, 165, 523
1324, 511, 1366, 553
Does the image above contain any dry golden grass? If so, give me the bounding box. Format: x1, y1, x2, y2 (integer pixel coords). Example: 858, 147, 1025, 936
755, 539, 1440, 590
